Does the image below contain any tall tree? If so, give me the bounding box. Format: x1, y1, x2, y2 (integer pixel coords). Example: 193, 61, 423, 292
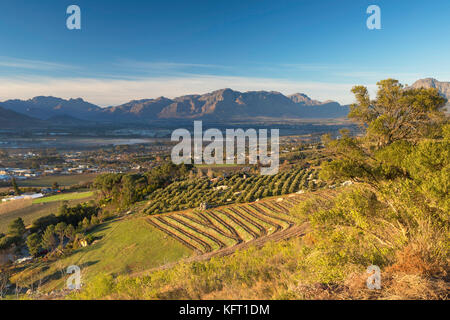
8, 218, 26, 238
321, 79, 447, 186
26, 233, 42, 257
41, 225, 57, 251
11, 178, 21, 196
65, 224, 76, 241
349, 79, 446, 147
54, 222, 67, 247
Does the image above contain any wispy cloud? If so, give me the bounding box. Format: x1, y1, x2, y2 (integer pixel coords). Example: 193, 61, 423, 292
279, 63, 340, 71
113, 59, 231, 72
276, 64, 449, 85
0, 57, 76, 71
0, 75, 360, 107
333, 71, 424, 82
1, 58, 441, 107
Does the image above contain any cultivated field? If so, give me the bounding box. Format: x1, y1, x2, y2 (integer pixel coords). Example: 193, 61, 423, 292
17, 173, 98, 188
146, 190, 336, 257
32, 191, 94, 204
145, 167, 319, 214
0, 199, 33, 216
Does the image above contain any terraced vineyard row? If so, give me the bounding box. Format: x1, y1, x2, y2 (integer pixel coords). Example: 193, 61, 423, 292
146, 190, 337, 255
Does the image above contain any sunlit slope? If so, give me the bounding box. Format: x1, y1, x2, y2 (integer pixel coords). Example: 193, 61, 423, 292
14, 189, 338, 293
14, 217, 193, 292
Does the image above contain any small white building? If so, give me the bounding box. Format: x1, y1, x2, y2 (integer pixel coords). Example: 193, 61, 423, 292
2, 193, 44, 202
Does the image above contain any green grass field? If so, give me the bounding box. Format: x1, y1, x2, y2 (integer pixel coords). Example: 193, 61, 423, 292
17, 173, 98, 188
32, 191, 94, 204
12, 217, 193, 291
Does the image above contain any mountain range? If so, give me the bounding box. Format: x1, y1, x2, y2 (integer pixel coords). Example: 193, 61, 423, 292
0, 78, 448, 127
0, 89, 349, 125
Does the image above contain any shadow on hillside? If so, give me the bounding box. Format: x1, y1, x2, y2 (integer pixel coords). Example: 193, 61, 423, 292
87, 221, 113, 234
27, 260, 100, 291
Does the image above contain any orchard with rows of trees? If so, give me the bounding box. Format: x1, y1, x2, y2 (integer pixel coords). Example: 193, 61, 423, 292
144, 167, 324, 215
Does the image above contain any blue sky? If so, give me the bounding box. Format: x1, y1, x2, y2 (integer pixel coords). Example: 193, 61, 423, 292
0, 0, 449, 106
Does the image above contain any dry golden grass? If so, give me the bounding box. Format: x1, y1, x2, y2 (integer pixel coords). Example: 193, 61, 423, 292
283, 270, 448, 300
381, 273, 448, 300
386, 245, 447, 277
0, 199, 32, 216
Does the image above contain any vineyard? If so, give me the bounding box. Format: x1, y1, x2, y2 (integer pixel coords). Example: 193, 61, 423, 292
146, 190, 335, 255
144, 167, 324, 215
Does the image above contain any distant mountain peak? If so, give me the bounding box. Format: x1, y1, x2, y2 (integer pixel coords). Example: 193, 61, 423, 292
69, 97, 87, 102
291, 93, 310, 98
410, 78, 450, 113
410, 78, 450, 101
288, 93, 321, 106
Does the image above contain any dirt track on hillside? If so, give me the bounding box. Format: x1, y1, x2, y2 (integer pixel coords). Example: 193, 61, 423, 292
131, 222, 308, 277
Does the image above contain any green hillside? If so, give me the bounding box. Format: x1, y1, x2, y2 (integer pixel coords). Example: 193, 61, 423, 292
11, 217, 193, 292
